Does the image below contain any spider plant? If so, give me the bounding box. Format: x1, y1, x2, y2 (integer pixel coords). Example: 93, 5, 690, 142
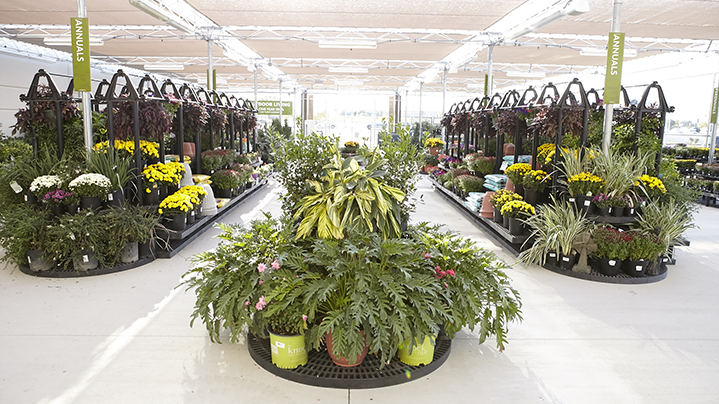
634, 199, 696, 252
87, 149, 133, 191
591, 148, 652, 198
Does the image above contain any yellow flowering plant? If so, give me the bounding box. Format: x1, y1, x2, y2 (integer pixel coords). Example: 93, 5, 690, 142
522, 169, 551, 193
634, 174, 667, 198
489, 189, 523, 209
500, 200, 536, 218
537, 143, 555, 166
425, 138, 445, 148
504, 163, 532, 186
158, 193, 193, 216
177, 185, 207, 206
567, 172, 605, 196
142, 163, 176, 192
93, 139, 160, 160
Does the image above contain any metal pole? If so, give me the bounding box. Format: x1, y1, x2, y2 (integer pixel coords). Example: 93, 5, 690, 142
486, 44, 494, 97
279, 78, 283, 129
442, 67, 447, 144
602, 0, 623, 154
709, 73, 719, 164
76, 0, 93, 158
253, 66, 258, 113
419, 81, 423, 141
207, 39, 213, 90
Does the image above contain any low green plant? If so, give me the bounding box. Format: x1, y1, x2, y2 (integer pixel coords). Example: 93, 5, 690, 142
0, 205, 52, 266
98, 206, 160, 267
469, 156, 496, 175
457, 175, 485, 193
634, 199, 695, 253
0, 133, 32, 164
591, 227, 631, 260
87, 149, 133, 191
43, 210, 107, 269
625, 231, 664, 261
211, 169, 240, 190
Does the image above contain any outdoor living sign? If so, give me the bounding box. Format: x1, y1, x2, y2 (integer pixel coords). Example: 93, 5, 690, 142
257, 100, 292, 116
71, 18, 91, 92
603, 32, 625, 104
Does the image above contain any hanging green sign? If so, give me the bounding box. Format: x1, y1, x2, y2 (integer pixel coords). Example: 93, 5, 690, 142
71, 18, 91, 92
257, 100, 292, 116
603, 32, 625, 104
710, 87, 719, 124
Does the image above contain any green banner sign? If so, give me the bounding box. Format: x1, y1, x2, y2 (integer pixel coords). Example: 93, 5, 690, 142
603, 32, 625, 104
257, 100, 292, 116
710, 87, 719, 124
71, 18, 91, 92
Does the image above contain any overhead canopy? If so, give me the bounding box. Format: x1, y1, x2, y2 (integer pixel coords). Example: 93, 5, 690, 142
1, 0, 718, 93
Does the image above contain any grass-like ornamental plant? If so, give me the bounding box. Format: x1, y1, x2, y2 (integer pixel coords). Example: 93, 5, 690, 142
634, 199, 695, 253
69, 173, 111, 198
293, 149, 405, 240
457, 175, 485, 193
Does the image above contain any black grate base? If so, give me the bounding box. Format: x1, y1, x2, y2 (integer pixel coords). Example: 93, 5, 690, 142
542, 262, 668, 284
247, 332, 452, 389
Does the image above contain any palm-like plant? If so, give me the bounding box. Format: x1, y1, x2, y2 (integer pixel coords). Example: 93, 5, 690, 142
591, 148, 652, 198
294, 148, 405, 240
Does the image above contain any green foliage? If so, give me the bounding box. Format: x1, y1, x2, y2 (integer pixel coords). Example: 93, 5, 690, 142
586, 110, 605, 148
457, 175, 485, 193
270, 128, 337, 212
0, 205, 52, 266
591, 227, 631, 260
377, 117, 423, 217
43, 210, 109, 269
211, 169, 241, 190
294, 150, 405, 240
0, 133, 32, 164
87, 149, 133, 191
271, 118, 293, 139
625, 231, 664, 261
633, 199, 695, 252
469, 156, 496, 175
590, 148, 653, 197
423, 154, 439, 166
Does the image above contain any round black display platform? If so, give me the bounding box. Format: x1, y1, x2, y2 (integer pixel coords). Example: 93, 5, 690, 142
542, 262, 668, 284
18, 257, 154, 278
247, 332, 452, 389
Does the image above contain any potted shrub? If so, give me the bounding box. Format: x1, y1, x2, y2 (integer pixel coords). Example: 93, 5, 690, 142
0, 205, 54, 272
522, 169, 551, 205
500, 200, 535, 235
504, 163, 532, 197
68, 173, 111, 211
158, 193, 193, 231
623, 231, 664, 277
43, 211, 106, 271
469, 156, 496, 176
201, 150, 224, 174
104, 206, 160, 265
608, 195, 629, 217
211, 169, 240, 198
634, 200, 695, 275
457, 175, 485, 194
591, 193, 613, 216
591, 227, 631, 276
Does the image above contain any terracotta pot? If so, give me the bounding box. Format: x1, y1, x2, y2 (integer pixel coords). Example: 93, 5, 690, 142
325, 330, 368, 368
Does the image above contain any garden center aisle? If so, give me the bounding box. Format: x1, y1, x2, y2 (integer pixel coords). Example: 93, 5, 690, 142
1, 175, 718, 404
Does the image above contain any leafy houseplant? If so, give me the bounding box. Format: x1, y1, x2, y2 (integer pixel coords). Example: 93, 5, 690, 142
0, 205, 52, 267
43, 210, 106, 269
87, 149, 133, 191
69, 173, 111, 198
293, 149, 405, 240
457, 175, 484, 193
625, 231, 664, 262
111, 99, 172, 141
211, 169, 240, 190
634, 199, 695, 257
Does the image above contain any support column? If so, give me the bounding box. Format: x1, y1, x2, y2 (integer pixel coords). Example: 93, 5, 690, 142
279, 78, 283, 128
76, 0, 93, 157
709, 74, 719, 164
602, 0, 623, 154
208, 39, 214, 90
486, 44, 494, 97
419, 82, 423, 140
442, 67, 447, 144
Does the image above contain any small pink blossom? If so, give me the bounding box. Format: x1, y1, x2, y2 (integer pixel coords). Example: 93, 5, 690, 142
439, 270, 446, 277
271, 260, 281, 270
435, 265, 441, 270
257, 263, 267, 273
424, 253, 431, 259
244, 301, 250, 306
445, 283, 449, 288
447, 269, 456, 276
255, 296, 266, 310
258, 280, 264, 285
302, 315, 308, 322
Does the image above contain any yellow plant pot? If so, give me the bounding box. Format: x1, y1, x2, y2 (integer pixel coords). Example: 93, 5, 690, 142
269, 332, 308, 369
398, 335, 435, 366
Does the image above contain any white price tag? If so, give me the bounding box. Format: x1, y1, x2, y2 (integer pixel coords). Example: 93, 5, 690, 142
562, 256, 570, 262
83, 255, 89, 263
500, 161, 509, 171
662, 258, 669, 263
107, 193, 113, 201
549, 253, 556, 258
635, 265, 642, 271
27, 256, 32, 264
23, 194, 28, 202
583, 200, 591, 207
190, 211, 195, 217
608, 260, 616, 266
10, 181, 23, 194
275, 341, 285, 348
568, 197, 575, 204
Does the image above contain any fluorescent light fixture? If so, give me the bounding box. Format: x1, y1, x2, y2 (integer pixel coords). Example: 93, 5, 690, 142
506, 0, 590, 41
144, 63, 184, 71
318, 39, 377, 49
334, 80, 364, 86
579, 48, 638, 57
129, 0, 194, 34
43, 36, 104, 46
506, 71, 546, 78
328, 66, 369, 74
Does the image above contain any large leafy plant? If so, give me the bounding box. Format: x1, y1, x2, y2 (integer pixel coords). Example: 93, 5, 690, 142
294, 149, 405, 240
376, 117, 423, 217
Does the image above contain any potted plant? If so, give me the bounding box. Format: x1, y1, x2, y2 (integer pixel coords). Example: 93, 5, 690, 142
623, 231, 664, 277
591, 227, 631, 276
634, 200, 696, 275
104, 205, 160, 265
500, 200, 535, 235
43, 211, 106, 271
489, 189, 522, 225
87, 149, 133, 207
591, 193, 613, 216
201, 150, 224, 174
29, 174, 63, 201
567, 172, 605, 213
457, 175, 485, 195
0, 205, 54, 271
140, 164, 166, 205
424, 137, 445, 155
469, 156, 496, 176
42, 189, 75, 218
211, 169, 240, 198
522, 169, 551, 205
158, 193, 193, 231
177, 185, 207, 218
68, 173, 112, 211
504, 163, 532, 197
342, 140, 359, 155
634, 174, 667, 200
608, 195, 629, 217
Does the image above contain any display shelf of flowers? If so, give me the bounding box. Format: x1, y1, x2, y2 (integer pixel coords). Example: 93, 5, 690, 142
182, 130, 522, 385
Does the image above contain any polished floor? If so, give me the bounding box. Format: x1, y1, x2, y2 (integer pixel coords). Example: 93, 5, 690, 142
2, 176, 718, 404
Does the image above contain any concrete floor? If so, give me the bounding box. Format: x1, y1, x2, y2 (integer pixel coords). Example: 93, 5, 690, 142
1, 176, 718, 404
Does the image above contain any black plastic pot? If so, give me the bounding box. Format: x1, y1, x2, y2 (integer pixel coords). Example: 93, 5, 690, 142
623, 260, 649, 277
493, 207, 503, 224
559, 253, 576, 270
598, 257, 622, 276
80, 196, 102, 211
546, 252, 558, 267
508, 217, 524, 235
611, 206, 626, 217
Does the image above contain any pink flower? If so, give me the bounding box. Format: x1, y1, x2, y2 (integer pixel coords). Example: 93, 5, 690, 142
255, 296, 266, 311
302, 315, 308, 322
439, 270, 446, 277
258, 280, 264, 285
445, 283, 449, 288
447, 269, 456, 276
271, 260, 281, 270
435, 265, 441, 271
424, 253, 431, 259
257, 263, 267, 273
244, 301, 250, 306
